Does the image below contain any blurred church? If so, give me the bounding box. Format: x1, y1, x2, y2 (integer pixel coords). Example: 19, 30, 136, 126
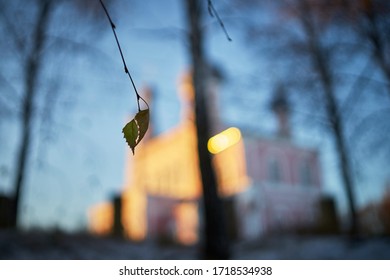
88, 68, 326, 245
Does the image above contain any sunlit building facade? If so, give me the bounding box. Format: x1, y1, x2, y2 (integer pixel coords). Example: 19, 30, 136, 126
88, 71, 323, 244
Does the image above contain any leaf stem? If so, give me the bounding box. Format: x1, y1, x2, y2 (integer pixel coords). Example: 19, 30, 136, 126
99, 0, 147, 112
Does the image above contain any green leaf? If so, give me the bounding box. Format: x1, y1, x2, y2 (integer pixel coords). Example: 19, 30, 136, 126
134, 109, 149, 145
122, 119, 138, 154
122, 109, 149, 155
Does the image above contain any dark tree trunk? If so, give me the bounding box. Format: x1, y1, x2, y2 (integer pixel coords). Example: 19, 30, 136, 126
185, 0, 230, 259
300, 0, 358, 236
12, 0, 53, 228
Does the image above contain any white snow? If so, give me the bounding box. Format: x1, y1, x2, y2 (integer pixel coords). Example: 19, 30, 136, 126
1, 230, 389, 259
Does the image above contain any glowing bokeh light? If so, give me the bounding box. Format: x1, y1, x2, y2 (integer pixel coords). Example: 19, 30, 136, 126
208, 127, 242, 154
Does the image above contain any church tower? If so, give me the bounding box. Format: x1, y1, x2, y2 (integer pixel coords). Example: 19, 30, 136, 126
271, 84, 290, 139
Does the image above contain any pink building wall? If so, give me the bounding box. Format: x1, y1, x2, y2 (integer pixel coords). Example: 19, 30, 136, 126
237, 136, 323, 239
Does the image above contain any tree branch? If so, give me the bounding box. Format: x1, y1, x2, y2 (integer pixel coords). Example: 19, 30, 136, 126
98, 0, 148, 112
207, 0, 232, 41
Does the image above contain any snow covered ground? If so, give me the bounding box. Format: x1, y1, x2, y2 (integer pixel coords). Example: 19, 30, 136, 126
1, 230, 390, 259
233, 235, 390, 259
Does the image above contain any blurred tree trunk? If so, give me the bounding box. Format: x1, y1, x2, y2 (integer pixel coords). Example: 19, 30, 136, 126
185, 0, 230, 259
11, 0, 53, 227
299, 0, 358, 236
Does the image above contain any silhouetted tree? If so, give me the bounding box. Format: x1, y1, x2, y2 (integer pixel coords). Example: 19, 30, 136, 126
298, 0, 358, 235
0, 0, 110, 227
234, 0, 368, 235
237, 0, 390, 237
185, 0, 230, 259
6, 0, 54, 227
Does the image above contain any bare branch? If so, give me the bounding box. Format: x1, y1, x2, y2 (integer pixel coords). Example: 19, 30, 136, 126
0, 2, 26, 54
98, 0, 148, 112
340, 57, 372, 120
207, 0, 232, 41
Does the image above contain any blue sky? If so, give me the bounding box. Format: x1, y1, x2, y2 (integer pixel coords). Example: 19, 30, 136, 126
1, 0, 389, 231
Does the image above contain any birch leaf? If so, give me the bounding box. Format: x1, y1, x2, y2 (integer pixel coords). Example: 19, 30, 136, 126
122, 109, 149, 154
122, 119, 138, 154
134, 109, 149, 145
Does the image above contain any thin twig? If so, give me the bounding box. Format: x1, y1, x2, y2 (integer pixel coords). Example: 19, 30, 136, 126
99, 0, 148, 111
342, 57, 373, 125
207, 0, 232, 41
